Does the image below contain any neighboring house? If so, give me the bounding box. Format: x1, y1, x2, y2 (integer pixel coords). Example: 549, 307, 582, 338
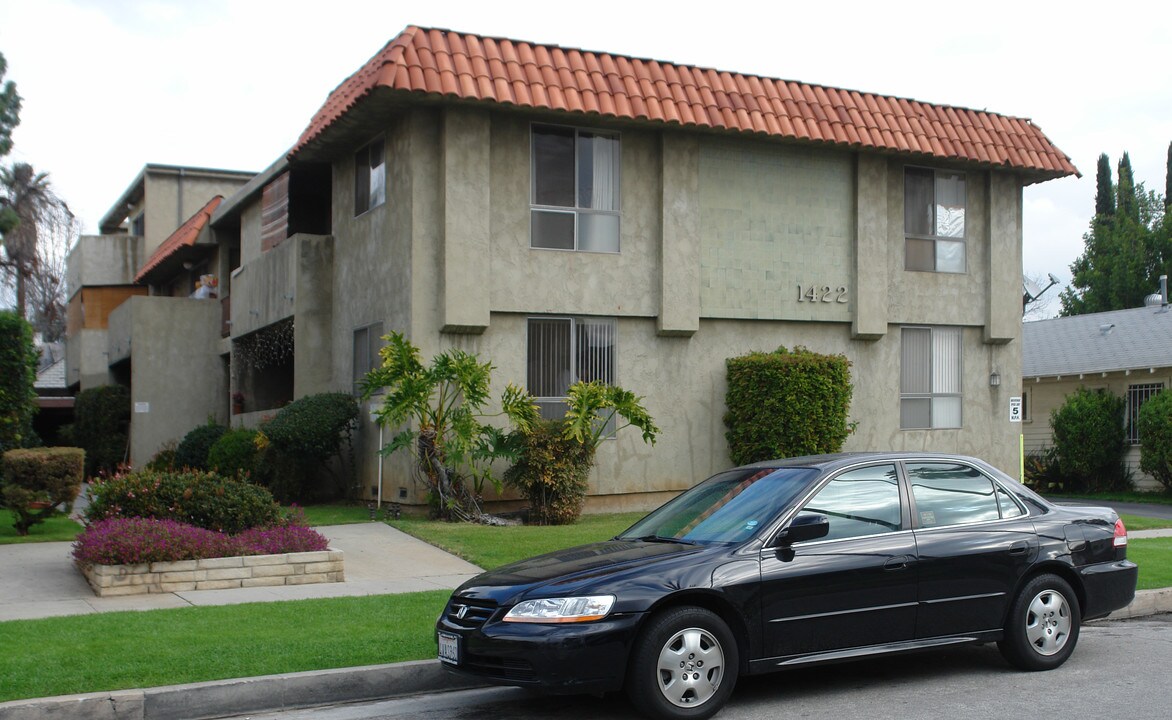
69, 26, 1079, 511
1022, 298, 1172, 490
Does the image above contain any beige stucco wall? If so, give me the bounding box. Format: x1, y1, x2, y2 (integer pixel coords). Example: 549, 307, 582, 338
1023, 373, 1171, 491
141, 172, 252, 258
107, 296, 227, 466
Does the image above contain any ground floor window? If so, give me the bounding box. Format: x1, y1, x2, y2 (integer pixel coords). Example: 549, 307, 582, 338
527, 316, 616, 432
900, 326, 963, 429
1126, 383, 1163, 445
352, 322, 384, 395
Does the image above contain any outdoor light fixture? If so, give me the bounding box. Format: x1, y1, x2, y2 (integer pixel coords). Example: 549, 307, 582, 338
989, 370, 1001, 387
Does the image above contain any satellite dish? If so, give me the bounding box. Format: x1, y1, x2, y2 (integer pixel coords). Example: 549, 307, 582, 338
1023, 276, 1043, 303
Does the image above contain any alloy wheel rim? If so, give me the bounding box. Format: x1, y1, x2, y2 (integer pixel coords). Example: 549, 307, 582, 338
1024, 589, 1072, 656
656, 626, 725, 708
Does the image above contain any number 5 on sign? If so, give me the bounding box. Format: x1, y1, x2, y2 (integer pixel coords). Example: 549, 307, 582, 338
1009, 397, 1022, 423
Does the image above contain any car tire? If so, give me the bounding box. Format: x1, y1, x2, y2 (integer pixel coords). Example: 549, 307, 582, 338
998, 573, 1080, 671
626, 606, 739, 720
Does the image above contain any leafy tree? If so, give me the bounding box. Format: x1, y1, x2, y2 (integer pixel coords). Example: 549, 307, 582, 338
1094, 153, 1114, 218
1060, 149, 1170, 316
0, 163, 72, 322
71, 385, 130, 478
0, 51, 19, 159
362, 331, 538, 521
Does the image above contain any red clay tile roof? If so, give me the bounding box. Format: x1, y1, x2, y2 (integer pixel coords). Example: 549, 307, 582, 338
134, 196, 223, 283
293, 26, 1077, 179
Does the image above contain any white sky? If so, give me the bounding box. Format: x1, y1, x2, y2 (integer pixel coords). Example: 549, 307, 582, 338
1, 0, 1169, 314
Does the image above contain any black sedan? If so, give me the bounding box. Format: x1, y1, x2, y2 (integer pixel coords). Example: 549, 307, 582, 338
436, 453, 1137, 720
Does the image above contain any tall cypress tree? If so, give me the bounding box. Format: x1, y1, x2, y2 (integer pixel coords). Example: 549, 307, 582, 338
1117, 152, 1138, 221
1165, 141, 1171, 212
1095, 153, 1115, 218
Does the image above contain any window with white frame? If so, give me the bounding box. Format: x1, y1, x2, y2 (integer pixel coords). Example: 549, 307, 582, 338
900, 326, 963, 429
527, 316, 616, 429
352, 322, 384, 395
1126, 383, 1163, 444
354, 137, 386, 216
905, 167, 966, 273
531, 124, 620, 252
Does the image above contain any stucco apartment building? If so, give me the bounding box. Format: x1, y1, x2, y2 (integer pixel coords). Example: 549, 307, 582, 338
67, 26, 1077, 510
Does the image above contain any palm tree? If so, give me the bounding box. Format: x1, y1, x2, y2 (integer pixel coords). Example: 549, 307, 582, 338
0, 162, 70, 320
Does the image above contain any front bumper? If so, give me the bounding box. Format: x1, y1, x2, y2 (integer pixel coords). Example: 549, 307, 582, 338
1079, 559, 1138, 620
436, 609, 645, 694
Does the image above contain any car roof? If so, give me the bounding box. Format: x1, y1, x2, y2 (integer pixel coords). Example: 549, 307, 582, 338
741, 451, 991, 474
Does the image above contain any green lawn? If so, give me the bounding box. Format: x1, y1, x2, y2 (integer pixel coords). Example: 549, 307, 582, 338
389, 511, 645, 569
1119, 513, 1172, 531
1048, 491, 1172, 506
0, 513, 83, 544
1129, 537, 1172, 590
0, 592, 449, 703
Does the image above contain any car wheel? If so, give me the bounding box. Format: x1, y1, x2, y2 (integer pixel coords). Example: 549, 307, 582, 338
626, 606, 739, 720
998, 573, 1080, 671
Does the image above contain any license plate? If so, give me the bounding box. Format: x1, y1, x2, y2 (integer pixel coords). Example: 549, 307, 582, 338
438, 632, 460, 665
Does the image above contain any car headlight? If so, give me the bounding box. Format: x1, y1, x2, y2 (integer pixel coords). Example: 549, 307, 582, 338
503, 595, 616, 623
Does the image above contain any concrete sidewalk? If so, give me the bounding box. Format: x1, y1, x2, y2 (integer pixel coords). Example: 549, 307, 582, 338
0, 522, 482, 622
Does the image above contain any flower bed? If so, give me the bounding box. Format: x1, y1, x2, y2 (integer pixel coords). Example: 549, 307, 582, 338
73, 517, 343, 597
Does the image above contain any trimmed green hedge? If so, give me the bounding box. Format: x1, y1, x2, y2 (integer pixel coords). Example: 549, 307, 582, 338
724, 346, 855, 466
71, 385, 130, 478
174, 423, 227, 471
0, 310, 38, 458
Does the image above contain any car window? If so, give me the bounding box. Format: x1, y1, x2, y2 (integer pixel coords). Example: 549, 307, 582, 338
996, 485, 1025, 518
908, 462, 1000, 528
795, 464, 901, 542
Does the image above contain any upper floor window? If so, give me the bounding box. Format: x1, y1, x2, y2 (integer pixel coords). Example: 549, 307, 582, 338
354, 137, 385, 216
905, 167, 965, 273
900, 326, 962, 429
131, 213, 145, 237
531, 124, 620, 253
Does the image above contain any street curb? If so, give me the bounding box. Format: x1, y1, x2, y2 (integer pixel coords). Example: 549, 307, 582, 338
3, 589, 1170, 720
0, 659, 486, 720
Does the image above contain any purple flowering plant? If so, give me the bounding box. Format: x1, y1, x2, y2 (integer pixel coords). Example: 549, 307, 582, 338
73, 517, 329, 566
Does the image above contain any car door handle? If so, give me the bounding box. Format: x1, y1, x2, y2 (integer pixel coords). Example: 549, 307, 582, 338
1008, 541, 1030, 556
884, 555, 913, 570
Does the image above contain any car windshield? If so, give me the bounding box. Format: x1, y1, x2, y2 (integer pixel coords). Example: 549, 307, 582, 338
617, 467, 819, 545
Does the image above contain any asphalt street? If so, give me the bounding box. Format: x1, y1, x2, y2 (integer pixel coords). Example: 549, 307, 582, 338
234, 616, 1172, 720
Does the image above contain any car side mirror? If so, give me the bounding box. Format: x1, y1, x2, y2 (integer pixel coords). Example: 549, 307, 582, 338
773, 513, 830, 547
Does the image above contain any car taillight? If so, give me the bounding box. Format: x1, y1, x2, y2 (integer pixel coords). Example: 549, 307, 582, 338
1113, 518, 1128, 548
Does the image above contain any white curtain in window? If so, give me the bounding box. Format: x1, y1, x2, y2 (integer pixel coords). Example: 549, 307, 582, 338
901, 328, 931, 394
931, 328, 962, 394
591, 134, 619, 212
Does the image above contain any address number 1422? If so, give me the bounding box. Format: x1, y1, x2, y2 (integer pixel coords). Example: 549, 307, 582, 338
797, 285, 848, 303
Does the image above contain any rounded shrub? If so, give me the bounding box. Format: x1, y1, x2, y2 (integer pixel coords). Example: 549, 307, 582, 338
207, 428, 259, 477
260, 393, 359, 502
174, 423, 228, 471
504, 419, 594, 525
84, 468, 280, 534
1138, 390, 1172, 492
1050, 387, 1128, 493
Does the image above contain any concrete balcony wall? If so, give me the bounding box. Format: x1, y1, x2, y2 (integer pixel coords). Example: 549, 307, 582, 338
66, 329, 112, 390
230, 233, 334, 398
113, 296, 226, 466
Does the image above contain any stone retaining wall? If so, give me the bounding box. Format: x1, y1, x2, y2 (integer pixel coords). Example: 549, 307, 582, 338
81, 549, 345, 597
